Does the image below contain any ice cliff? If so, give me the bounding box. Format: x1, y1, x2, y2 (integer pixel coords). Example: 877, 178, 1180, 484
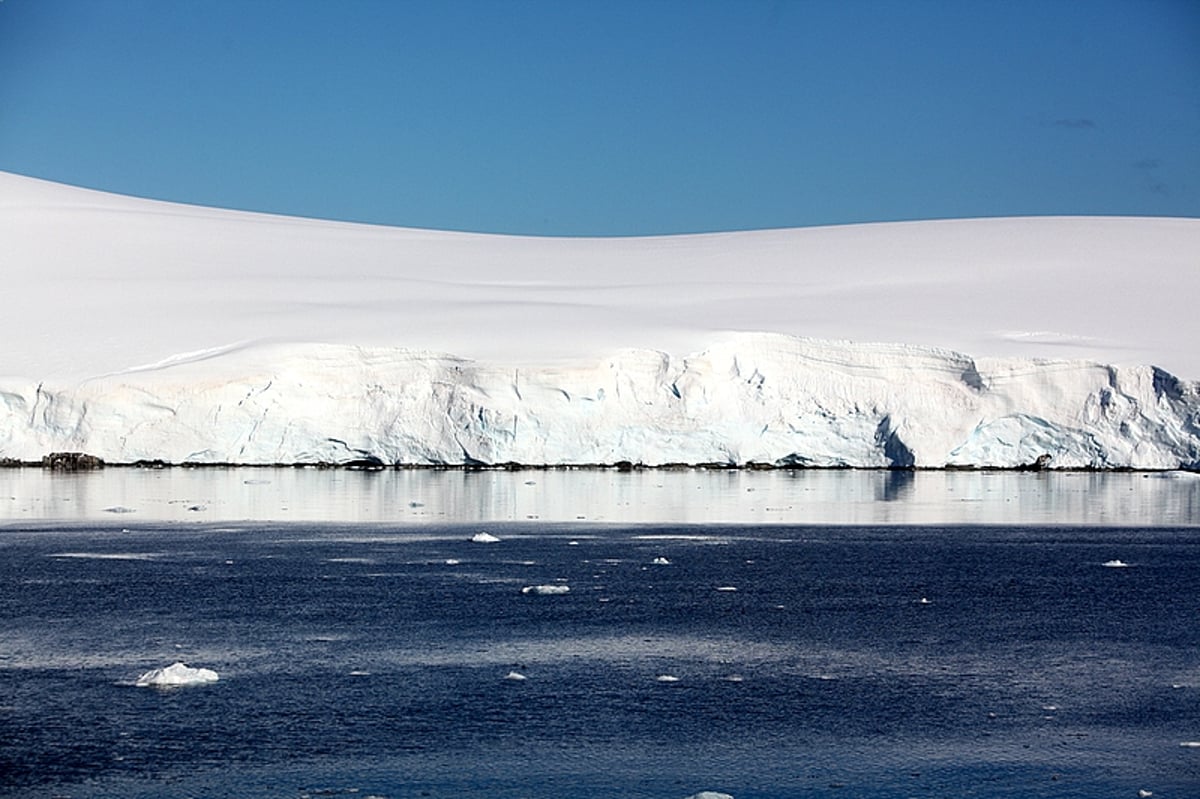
3, 333, 1197, 470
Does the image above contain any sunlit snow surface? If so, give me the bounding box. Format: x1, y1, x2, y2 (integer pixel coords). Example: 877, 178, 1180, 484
2, 172, 1199, 468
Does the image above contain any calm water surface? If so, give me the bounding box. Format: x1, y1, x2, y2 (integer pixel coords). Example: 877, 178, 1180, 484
1, 470, 1198, 798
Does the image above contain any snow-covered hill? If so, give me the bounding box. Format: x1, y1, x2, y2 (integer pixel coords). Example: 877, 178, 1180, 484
2, 172, 1198, 469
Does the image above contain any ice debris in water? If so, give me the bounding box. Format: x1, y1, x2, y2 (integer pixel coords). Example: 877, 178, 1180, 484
504, 671, 527, 681
656, 674, 680, 683
135, 661, 219, 687
521, 584, 570, 595
1103, 559, 1130, 568
653, 557, 671, 565
471, 532, 501, 544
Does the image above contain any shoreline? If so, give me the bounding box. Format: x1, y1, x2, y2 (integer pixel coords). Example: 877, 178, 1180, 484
4, 452, 1196, 474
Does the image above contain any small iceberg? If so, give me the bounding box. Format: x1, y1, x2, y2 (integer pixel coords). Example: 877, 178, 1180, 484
471, 532, 501, 544
652, 557, 671, 565
504, 671, 527, 681
1102, 559, 1130, 568
521, 584, 570, 595
135, 661, 219, 688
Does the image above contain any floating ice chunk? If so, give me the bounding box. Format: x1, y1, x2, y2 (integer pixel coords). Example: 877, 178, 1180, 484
135, 661, 219, 687
51, 552, 159, 561
471, 532, 501, 544
652, 557, 671, 565
1102, 559, 1130, 568
1138, 790, 1153, 797
522, 584, 570, 595
683, 792, 734, 799
504, 671, 527, 681
656, 674, 680, 682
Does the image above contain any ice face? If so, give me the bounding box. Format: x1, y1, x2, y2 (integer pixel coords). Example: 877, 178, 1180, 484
2, 333, 1199, 469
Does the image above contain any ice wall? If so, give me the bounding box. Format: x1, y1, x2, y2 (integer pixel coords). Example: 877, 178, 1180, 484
3, 333, 1197, 469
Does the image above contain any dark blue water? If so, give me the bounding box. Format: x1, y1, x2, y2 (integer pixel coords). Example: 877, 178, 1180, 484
1, 522, 1198, 798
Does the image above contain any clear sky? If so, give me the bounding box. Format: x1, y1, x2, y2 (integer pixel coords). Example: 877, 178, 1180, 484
1, 0, 1197, 235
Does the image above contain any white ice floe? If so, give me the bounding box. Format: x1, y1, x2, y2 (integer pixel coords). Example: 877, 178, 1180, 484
135, 661, 219, 687
504, 671, 528, 681
652, 557, 671, 565
470, 532, 501, 544
50, 552, 159, 561
521, 584, 570, 595
1103, 559, 1130, 568
656, 674, 681, 682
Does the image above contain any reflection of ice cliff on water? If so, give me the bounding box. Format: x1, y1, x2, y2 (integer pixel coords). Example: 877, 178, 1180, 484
2, 468, 1198, 526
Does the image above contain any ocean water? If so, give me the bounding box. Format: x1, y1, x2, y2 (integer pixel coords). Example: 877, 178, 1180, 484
1, 471, 1199, 798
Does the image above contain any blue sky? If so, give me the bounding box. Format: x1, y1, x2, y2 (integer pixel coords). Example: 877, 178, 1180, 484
1, 0, 1197, 235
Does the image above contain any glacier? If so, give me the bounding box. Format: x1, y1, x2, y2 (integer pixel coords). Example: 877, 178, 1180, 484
2, 171, 1199, 470
2, 334, 1197, 469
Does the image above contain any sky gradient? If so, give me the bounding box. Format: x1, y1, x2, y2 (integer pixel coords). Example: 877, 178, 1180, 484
1, 0, 1197, 235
